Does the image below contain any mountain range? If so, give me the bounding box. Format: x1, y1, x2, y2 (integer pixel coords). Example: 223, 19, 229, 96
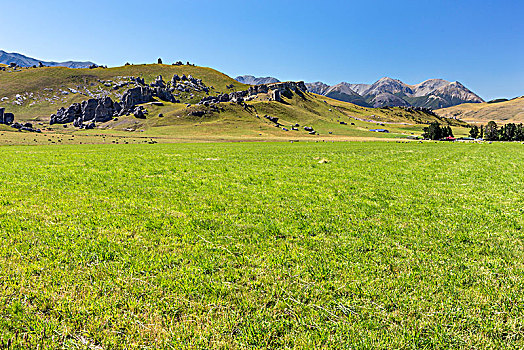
0, 50, 95, 68
305, 78, 485, 109
236, 75, 484, 109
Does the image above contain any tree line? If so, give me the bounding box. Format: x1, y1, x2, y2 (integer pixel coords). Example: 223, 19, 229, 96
470, 121, 524, 141
422, 122, 454, 140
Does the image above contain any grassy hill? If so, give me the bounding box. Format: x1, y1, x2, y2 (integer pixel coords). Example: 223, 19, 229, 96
436, 97, 524, 124
0, 64, 469, 144
0, 64, 248, 119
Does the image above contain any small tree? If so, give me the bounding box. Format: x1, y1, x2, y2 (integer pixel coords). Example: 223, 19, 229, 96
480, 125, 484, 139
469, 125, 479, 138
157, 58, 163, 64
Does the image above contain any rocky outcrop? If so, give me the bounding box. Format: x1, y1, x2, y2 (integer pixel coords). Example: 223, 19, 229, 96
48, 75, 306, 128
121, 86, 153, 111
265, 81, 308, 94
270, 90, 281, 102
51, 96, 121, 126
50, 75, 181, 127
121, 84, 176, 112
151, 75, 166, 88
171, 74, 209, 93
197, 81, 307, 106
133, 106, 147, 119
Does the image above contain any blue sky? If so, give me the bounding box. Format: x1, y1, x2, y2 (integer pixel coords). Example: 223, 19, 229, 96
0, 0, 522, 100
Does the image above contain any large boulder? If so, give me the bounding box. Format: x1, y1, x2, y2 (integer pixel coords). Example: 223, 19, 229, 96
95, 96, 117, 122
153, 87, 176, 103
50, 104, 81, 124
133, 107, 146, 119
3, 112, 14, 124
121, 86, 153, 111
114, 101, 122, 114
81, 99, 98, 121
151, 75, 166, 88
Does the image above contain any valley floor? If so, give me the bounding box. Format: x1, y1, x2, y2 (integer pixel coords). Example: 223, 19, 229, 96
1, 142, 523, 349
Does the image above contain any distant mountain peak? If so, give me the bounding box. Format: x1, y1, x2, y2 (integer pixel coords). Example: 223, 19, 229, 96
305, 82, 330, 95
0, 50, 96, 68
235, 75, 280, 85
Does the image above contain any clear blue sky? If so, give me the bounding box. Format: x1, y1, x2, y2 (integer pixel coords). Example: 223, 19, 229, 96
0, 0, 522, 100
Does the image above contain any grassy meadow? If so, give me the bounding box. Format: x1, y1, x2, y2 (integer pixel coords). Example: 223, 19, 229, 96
1, 141, 524, 348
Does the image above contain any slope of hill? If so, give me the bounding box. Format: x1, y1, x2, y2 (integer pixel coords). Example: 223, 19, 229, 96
308, 77, 484, 109
235, 75, 280, 85
436, 97, 524, 123
0, 50, 95, 68
0, 63, 469, 145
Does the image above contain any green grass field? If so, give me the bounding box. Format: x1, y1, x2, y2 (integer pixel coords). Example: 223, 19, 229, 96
1, 141, 524, 349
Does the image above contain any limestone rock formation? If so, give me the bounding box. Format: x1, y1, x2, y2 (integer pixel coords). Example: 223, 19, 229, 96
51, 97, 121, 126
197, 81, 307, 106
121, 86, 153, 111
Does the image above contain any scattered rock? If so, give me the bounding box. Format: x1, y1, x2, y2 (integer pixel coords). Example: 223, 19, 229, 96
10, 122, 41, 132
264, 115, 279, 124
133, 106, 146, 119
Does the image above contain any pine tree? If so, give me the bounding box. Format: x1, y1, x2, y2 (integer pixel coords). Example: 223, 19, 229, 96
485, 121, 498, 141
422, 122, 443, 140
469, 125, 479, 138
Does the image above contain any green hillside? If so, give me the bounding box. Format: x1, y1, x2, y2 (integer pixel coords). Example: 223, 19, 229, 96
0, 64, 469, 144
436, 97, 524, 124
